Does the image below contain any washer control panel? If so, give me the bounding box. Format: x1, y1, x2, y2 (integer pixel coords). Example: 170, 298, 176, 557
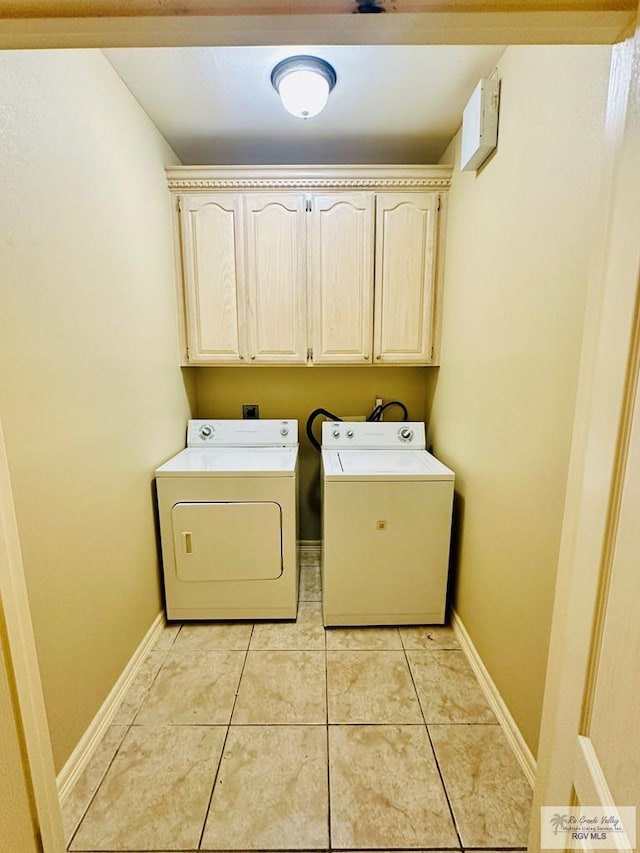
187, 419, 298, 447
322, 421, 426, 450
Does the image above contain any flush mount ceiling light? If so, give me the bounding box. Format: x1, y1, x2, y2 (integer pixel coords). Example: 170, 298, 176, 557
271, 55, 337, 119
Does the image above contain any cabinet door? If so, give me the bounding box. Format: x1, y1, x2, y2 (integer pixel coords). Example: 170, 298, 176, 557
179, 194, 246, 363
310, 193, 375, 364
374, 193, 439, 364
244, 194, 307, 363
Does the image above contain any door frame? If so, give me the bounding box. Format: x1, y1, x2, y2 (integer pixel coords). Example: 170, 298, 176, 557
0, 3, 635, 50
528, 6, 640, 849
0, 422, 65, 852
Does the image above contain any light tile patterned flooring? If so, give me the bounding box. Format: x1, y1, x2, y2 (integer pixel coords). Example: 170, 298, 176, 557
63, 548, 532, 852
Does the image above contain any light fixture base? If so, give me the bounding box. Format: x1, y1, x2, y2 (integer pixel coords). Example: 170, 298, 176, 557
271, 55, 337, 93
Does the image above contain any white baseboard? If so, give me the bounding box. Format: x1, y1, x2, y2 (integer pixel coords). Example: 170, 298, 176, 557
57, 611, 165, 805
451, 608, 537, 789
297, 540, 322, 549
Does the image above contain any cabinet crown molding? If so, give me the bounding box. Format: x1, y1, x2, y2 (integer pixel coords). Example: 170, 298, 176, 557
166, 165, 452, 191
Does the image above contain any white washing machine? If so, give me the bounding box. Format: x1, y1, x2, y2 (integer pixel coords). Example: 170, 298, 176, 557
321, 421, 454, 626
156, 419, 298, 621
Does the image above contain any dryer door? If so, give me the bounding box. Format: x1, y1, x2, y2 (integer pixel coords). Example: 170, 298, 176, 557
171, 501, 283, 581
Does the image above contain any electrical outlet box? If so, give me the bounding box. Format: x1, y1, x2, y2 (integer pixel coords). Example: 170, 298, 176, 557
242, 404, 259, 419
460, 78, 500, 172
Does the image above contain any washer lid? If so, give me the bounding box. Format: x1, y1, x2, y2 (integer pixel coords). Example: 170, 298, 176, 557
322, 448, 454, 481
156, 446, 298, 477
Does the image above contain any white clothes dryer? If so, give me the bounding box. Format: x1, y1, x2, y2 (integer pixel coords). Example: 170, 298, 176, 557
321, 421, 454, 626
156, 419, 298, 620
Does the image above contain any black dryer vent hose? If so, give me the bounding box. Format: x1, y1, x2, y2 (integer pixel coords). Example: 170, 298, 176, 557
306, 407, 343, 451
305, 400, 410, 451
367, 400, 409, 422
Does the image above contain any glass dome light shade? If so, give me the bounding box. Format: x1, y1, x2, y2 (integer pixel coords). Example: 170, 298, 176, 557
271, 56, 336, 120
278, 69, 329, 119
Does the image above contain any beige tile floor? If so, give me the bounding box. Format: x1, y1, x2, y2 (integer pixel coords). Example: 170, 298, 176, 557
63, 548, 532, 852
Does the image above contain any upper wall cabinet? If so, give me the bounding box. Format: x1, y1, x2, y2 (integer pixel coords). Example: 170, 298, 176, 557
374, 193, 439, 364
168, 166, 451, 366
244, 193, 307, 364
310, 193, 375, 364
179, 194, 246, 364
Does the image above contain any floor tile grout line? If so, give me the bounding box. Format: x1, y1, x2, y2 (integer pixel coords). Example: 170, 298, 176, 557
142, 647, 253, 654
402, 642, 464, 852
129, 637, 178, 726
65, 722, 132, 853
196, 621, 255, 852
425, 720, 465, 850
309, 548, 332, 852
323, 586, 332, 853
401, 645, 429, 725
71, 848, 471, 853
199, 848, 465, 853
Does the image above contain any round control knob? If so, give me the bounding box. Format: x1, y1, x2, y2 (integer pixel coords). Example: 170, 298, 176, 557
199, 424, 214, 439
399, 427, 413, 442
280, 426, 289, 436
346, 429, 354, 438
333, 428, 340, 438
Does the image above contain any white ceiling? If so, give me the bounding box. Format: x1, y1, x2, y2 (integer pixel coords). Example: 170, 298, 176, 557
103, 45, 504, 165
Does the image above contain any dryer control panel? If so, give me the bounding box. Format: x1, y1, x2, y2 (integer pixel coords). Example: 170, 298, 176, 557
321, 421, 426, 450
187, 419, 298, 447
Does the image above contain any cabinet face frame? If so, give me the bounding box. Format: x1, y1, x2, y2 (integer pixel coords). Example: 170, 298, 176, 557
244, 192, 308, 364
373, 192, 440, 365
178, 193, 247, 364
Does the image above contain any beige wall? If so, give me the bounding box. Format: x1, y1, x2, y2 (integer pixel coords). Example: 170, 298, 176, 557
0, 50, 194, 770
429, 45, 612, 755
195, 367, 436, 539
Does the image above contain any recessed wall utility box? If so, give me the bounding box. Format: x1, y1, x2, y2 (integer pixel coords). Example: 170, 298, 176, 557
460, 78, 500, 172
